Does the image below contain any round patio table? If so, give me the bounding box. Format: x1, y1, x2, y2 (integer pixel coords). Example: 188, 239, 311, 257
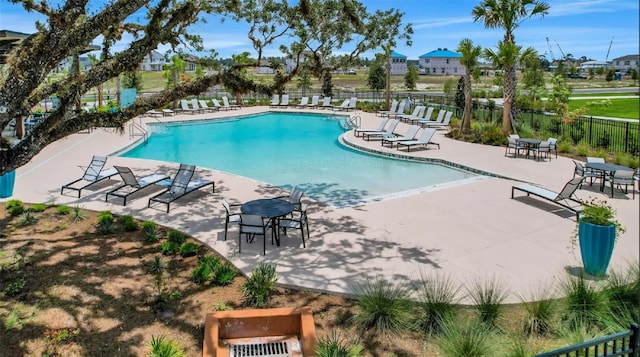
585, 162, 633, 192
515, 138, 541, 159
241, 198, 294, 247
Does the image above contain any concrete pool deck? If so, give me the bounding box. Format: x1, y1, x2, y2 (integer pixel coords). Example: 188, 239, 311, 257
5, 106, 639, 303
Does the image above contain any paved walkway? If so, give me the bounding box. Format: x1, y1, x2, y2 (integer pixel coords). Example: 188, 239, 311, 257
5, 107, 639, 303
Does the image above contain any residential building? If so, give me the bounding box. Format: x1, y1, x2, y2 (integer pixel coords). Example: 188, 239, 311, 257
418, 48, 463, 76
257, 59, 275, 74
610, 54, 640, 72
140, 50, 168, 71
389, 51, 407, 75
579, 60, 609, 72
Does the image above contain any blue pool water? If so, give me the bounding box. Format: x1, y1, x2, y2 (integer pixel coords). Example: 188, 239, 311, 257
121, 112, 479, 206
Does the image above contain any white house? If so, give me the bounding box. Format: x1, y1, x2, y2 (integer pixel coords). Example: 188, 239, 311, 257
140, 50, 168, 71
418, 48, 463, 76
389, 51, 407, 75
257, 59, 275, 74
610, 54, 640, 72
579, 60, 609, 72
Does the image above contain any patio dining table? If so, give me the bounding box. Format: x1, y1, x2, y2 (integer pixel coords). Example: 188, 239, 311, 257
515, 138, 542, 159
585, 162, 634, 192
241, 198, 294, 247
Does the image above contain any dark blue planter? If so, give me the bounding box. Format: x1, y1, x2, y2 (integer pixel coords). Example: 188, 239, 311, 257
578, 221, 616, 277
0, 170, 16, 198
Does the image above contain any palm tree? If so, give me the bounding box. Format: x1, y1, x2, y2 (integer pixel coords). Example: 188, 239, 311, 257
456, 38, 482, 134
472, 0, 550, 132
484, 41, 537, 133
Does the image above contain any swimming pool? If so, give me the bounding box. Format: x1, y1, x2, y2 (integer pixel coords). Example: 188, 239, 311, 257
121, 112, 481, 206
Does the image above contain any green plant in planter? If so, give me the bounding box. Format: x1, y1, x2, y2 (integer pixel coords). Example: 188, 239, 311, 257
179, 242, 199, 257
575, 198, 626, 277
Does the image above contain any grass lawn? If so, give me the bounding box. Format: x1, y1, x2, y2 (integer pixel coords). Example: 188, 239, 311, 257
568, 98, 639, 119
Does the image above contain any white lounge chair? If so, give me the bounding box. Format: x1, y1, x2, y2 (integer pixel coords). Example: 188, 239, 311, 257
396, 128, 440, 151
399, 106, 425, 122
269, 94, 280, 108
362, 119, 400, 141
191, 99, 205, 114
389, 100, 407, 119
423, 111, 453, 130
180, 99, 199, 114
148, 164, 215, 212
418, 109, 445, 126
307, 95, 320, 108
296, 96, 309, 108
320, 96, 332, 109
511, 177, 584, 220
278, 94, 290, 108
222, 96, 240, 110
353, 118, 389, 137
406, 107, 434, 125
377, 99, 398, 117
381, 125, 420, 148
211, 99, 226, 111
199, 100, 218, 113
162, 109, 175, 116
332, 99, 350, 111
60, 156, 119, 197
105, 166, 169, 206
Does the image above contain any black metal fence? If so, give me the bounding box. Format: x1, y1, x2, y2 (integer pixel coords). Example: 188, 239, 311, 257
534, 323, 639, 357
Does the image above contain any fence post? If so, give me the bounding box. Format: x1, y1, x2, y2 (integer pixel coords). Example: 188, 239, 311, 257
630, 323, 639, 356
588, 116, 594, 147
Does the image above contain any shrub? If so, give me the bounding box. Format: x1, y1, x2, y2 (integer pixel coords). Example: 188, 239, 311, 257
414, 272, 461, 334
467, 276, 508, 327
574, 142, 591, 157
27, 203, 48, 212
142, 221, 160, 242
148, 334, 185, 357
146, 255, 167, 275
199, 255, 222, 270
179, 242, 199, 257
518, 287, 556, 336
241, 263, 278, 307
5, 277, 26, 297
167, 230, 185, 245
602, 262, 639, 319
119, 215, 138, 232
437, 318, 492, 357
6, 199, 24, 216
191, 262, 213, 284
17, 212, 38, 227
315, 330, 363, 357
72, 205, 87, 222
213, 264, 237, 286
480, 126, 506, 146
557, 141, 572, 153
97, 211, 115, 234
353, 275, 412, 335
56, 205, 72, 215
561, 273, 609, 326
160, 242, 179, 256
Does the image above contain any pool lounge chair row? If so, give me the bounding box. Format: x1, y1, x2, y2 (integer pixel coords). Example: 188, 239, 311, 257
354, 119, 440, 151
60, 156, 214, 212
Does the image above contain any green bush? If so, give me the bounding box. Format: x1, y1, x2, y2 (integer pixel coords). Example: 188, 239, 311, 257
119, 214, 138, 232
56, 205, 72, 215
5, 277, 26, 297
71, 205, 87, 222
27, 203, 48, 212
148, 334, 185, 357
467, 276, 508, 327
191, 262, 213, 284
437, 318, 492, 357
518, 287, 556, 336
353, 275, 412, 335
97, 211, 115, 234
161, 241, 179, 256
574, 142, 591, 157
213, 264, 237, 286
241, 263, 278, 307
146, 255, 167, 275
167, 230, 185, 244
142, 221, 160, 242
6, 199, 24, 216
561, 273, 609, 326
315, 330, 363, 357
17, 212, 38, 227
414, 272, 461, 334
480, 126, 506, 146
179, 242, 199, 257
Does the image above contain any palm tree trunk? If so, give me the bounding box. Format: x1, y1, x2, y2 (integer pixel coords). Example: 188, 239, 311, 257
463, 73, 472, 133
503, 65, 516, 133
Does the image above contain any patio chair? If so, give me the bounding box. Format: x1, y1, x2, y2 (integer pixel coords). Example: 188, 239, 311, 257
278, 209, 309, 247
191, 99, 205, 114
418, 109, 445, 126
332, 99, 350, 111
586, 157, 605, 164
573, 160, 598, 187
238, 214, 270, 255
511, 177, 584, 220
399, 106, 425, 123
199, 100, 219, 113
211, 99, 226, 111
381, 125, 420, 148
221, 198, 242, 241
320, 96, 332, 109
269, 94, 280, 108
353, 118, 388, 137
275, 186, 304, 212
148, 164, 215, 212
505, 136, 526, 157
307, 95, 320, 108
105, 166, 169, 206
222, 96, 241, 110
377, 99, 398, 117
547, 137, 558, 158
422, 111, 452, 130
362, 119, 399, 141
606, 170, 635, 199
389, 100, 407, 119
278, 94, 290, 108
162, 109, 175, 116
296, 96, 309, 108
60, 155, 119, 197
407, 107, 434, 125
396, 128, 440, 152
180, 99, 199, 114
532, 141, 551, 162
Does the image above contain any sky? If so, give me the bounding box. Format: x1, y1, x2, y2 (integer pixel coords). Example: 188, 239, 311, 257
1, 0, 639, 62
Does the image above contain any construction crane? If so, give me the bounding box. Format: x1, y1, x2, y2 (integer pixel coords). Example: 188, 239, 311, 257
605, 37, 614, 62
545, 37, 556, 61
555, 41, 566, 61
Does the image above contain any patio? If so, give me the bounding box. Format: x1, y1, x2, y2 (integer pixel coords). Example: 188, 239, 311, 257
5, 107, 639, 303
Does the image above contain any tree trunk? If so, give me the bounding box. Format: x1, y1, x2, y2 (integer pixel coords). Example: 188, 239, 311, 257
385, 59, 391, 110
503, 65, 516, 133
463, 73, 472, 134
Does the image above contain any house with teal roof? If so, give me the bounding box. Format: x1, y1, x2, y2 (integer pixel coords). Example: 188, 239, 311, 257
389, 51, 407, 75
418, 48, 463, 76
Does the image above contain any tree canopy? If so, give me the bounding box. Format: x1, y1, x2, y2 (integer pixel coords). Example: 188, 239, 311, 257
0, 0, 411, 174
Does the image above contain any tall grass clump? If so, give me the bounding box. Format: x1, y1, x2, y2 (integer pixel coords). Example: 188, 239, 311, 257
353, 275, 412, 335
413, 272, 461, 334
241, 263, 278, 307
436, 318, 492, 357
603, 262, 639, 318
315, 330, 363, 357
142, 221, 160, 242
467, 276, 508, 327
97, 211, 115, 234
560, 273, 609, 326
148, 334, 185, 357
119, 214, 138, 231
518, 286, 557, 336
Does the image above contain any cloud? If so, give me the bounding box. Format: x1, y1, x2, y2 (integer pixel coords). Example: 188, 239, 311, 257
547, 0, 635, 17
411, 16, 472, 30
